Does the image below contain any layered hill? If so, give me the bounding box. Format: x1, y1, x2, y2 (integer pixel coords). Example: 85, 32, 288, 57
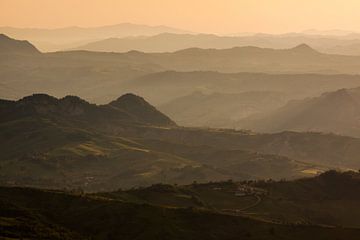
324, 43, 360, 55
122, 71, 360, 106
159, 91, 289, 128
73, 32, 360, 56
0, 23, 191, 52
0, 34, 40, 55
4, 34, 360, 104
239, 87, 360, 137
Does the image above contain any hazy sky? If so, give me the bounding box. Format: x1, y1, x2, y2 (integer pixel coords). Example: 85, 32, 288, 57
0, 0, 359, 34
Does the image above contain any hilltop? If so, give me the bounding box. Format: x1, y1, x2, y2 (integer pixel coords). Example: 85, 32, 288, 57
0, 93, 175, 127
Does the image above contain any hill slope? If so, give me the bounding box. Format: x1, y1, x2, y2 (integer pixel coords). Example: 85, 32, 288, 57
159, 91, 289, 128
239, 87, 360, 137
0, 34, 40, 55
122, 71, 360, 105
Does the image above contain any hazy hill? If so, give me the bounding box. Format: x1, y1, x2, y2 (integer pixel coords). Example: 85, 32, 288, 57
122, 71, 360, 105
145, 44, 339, 73
4, 34, 360, 104
71, 43, 360, 75
73, 32, 360, 55
0, 23, 191, 52
302, 29, 356, 36
238, 87, 360, 137
159, 91, 289, 128
0, 34, 40, 55
324, 43, 360, 55
0, 34, 164, 103
5, 28, 360, 54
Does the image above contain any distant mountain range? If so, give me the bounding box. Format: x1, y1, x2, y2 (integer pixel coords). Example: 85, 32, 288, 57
123, 71, 360, 106
301, 29, 356, 36
0, 23, 192, 52
4, 33, 360, 105
3, 24, 360, 54
324, 43, 360, 55
238, 87, 360, 138
88, 44, 360, 74
72, 32, 360, 55
4, 34, 360, 131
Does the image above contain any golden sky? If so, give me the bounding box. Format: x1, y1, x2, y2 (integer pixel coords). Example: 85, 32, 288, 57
0, 0, 359, 34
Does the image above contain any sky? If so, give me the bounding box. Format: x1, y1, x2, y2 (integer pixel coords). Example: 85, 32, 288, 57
0, 0, 359, 34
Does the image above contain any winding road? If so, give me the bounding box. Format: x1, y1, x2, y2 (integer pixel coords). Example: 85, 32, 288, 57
220, 194, 262, 215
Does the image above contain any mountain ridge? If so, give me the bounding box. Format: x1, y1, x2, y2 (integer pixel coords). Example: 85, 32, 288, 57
0, 24, 192, 52
72, 32, 358, 55
0, 93, 176, 127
